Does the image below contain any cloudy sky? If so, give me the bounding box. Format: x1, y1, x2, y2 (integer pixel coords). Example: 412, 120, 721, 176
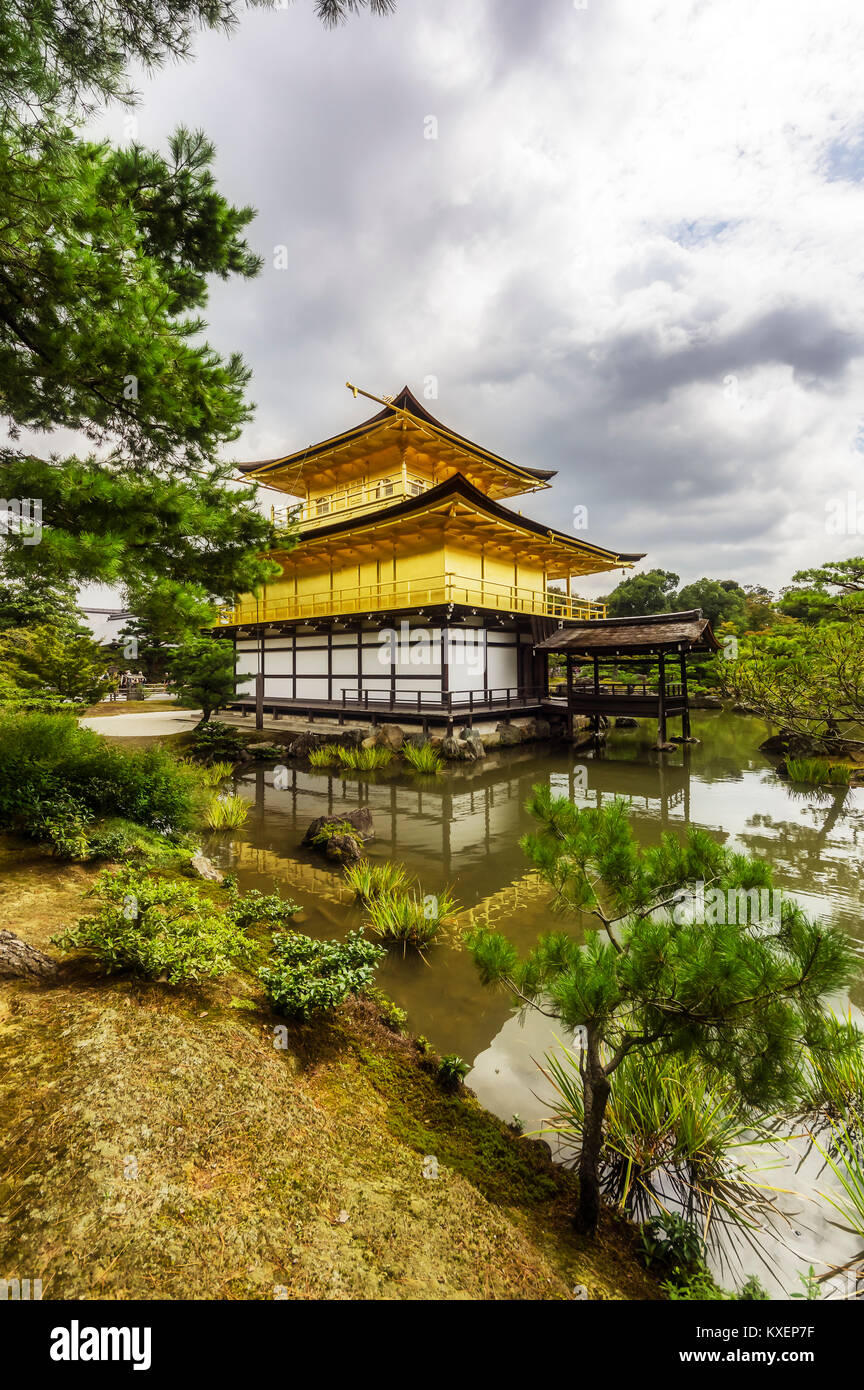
92, 0, 864, 597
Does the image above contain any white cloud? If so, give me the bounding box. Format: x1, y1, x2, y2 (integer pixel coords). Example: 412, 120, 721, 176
81, 0, 864, 592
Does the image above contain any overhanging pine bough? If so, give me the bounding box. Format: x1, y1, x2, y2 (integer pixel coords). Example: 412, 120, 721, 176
467, 790, 856, 1235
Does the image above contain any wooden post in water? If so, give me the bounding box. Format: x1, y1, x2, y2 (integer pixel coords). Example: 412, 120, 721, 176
679, 649, 691, 740
657, 650, 667, 748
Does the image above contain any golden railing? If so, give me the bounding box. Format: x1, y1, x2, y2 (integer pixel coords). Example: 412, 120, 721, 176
218, 573, 606, 626
272, 472, 429, 534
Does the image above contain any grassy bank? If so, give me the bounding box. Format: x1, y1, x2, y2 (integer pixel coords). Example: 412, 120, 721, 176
0, 840, 662, 1301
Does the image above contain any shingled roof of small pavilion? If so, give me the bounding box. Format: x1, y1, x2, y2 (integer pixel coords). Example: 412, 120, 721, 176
534, 610, 720, 655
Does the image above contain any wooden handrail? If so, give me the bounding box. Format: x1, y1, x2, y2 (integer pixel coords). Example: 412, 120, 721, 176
220, 576, 606, 627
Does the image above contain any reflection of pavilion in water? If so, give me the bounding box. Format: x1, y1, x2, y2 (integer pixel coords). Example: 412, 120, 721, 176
236, 744, 695, 907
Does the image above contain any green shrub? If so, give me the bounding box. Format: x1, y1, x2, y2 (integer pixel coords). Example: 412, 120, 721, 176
187, 720, 249, 763
737, 1275, 771, 1300
259, 928, 384, 1020
437, 1054, 470, 1089
52, 868, 258, 983
402, 742, 443, 774
364, 987, 408, 1033
309, 818, 363, 849
343, 858, 409, 903
0, 712, 202, 841
639, 1213, 706, 1270
226, 887, 300, 929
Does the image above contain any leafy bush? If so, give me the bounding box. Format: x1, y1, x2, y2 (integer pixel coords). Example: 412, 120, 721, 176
52, 868, 259, 983
737, 1275, 771, 1300
364, 986, 408, 1033
0, 712, 202, 841
259, 928, 384, 1020
187, 720, 249, 763
309, 818, 364, 849
437, 1054, 470, 1089
226, 887, 300, 929
639, 1213, 706, 1270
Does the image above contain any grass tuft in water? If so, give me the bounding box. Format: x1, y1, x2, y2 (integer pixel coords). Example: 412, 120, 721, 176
308, 744, 342, 768
364, 886, 458, 950
204, 793, 249, 830
785, 757, 852, 785
402, 742, 443, 774
337, 746, 394, 772
343, 858, 409, 903
197, 760, 235, 788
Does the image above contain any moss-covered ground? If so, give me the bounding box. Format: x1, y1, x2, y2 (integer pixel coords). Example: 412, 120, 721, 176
0, 838, 663, 1301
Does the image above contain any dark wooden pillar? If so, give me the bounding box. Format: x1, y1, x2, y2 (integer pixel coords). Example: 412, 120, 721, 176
255, 626, 264, 732
657, 650, 667, 747
592, 654, 601, 734
566, 652, 574, 737
679, 649, 691, 739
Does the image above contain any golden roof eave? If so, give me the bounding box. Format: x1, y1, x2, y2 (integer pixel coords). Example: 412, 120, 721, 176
269, 474, 642, 580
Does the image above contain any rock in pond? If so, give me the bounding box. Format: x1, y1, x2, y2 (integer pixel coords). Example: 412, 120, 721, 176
302, 806, 374, 847
458, 728, 486, 759
496, 723, 523, 747
374, 724, 405, 751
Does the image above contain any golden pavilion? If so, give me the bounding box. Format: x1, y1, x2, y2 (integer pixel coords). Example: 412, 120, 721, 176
217, 385, 643, 724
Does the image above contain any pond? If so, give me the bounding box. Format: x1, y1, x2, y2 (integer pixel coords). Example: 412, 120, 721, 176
204, 711, 864, 1297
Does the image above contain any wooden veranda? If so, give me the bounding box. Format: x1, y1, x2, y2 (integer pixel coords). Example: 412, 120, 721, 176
534, 609, 719, 748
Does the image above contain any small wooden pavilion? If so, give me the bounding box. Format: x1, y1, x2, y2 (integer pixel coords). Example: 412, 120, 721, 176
534, 610, 719, 747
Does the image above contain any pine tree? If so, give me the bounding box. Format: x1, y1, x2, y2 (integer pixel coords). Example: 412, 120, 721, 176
0, 1, 396, 623
168, 636, 236, 726
467, 790, 855, 1234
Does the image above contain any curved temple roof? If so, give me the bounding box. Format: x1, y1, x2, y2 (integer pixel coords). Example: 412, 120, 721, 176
235, 386, 557, 498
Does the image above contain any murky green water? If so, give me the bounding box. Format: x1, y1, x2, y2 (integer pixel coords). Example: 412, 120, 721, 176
205, 711, 864, 1296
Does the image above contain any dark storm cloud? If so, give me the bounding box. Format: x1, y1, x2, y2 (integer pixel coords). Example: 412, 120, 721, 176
585, 305, 864, 406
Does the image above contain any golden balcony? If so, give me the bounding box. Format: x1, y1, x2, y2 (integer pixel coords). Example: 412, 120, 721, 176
218, 573, 607, 627
272, 471, 429, 534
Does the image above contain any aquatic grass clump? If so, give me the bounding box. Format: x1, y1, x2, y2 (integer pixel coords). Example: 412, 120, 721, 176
204, 792, 249, 830
336, 745, 394, 772
197, 760, 235, 788
343, 858, 409, 903
785, 757, 852, 786
364, 886, 458, 951
308, 744, 342, 768
402, 742, 443, 774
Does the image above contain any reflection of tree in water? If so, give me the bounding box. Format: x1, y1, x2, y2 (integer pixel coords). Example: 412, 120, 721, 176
736, 790, 864, 942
